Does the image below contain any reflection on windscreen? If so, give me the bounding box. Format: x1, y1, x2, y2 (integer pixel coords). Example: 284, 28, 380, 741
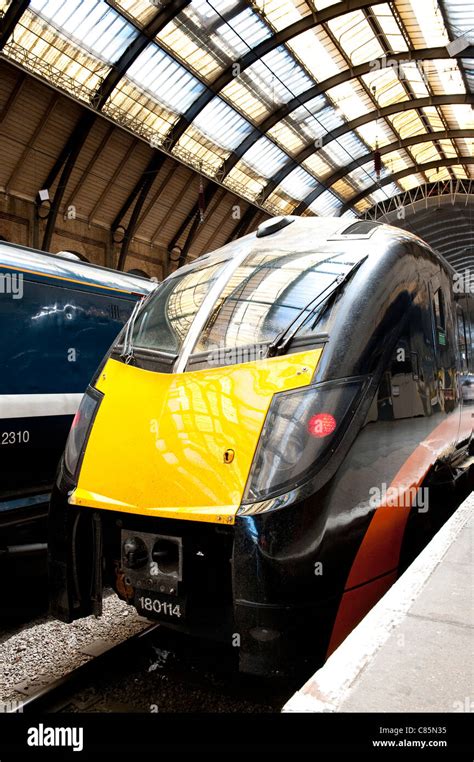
129, 248, 362, 362
193, 250, 360, 356
131, 261, 224, 353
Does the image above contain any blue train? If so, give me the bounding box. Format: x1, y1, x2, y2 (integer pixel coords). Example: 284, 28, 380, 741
0, 241, 156, 556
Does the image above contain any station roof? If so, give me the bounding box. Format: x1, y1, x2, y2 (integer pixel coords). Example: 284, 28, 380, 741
0, 0, 473, 249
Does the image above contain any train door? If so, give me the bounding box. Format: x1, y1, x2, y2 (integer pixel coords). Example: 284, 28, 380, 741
456, 300, 473, 444
428, 271, 460, 451
429, 274, 457, 408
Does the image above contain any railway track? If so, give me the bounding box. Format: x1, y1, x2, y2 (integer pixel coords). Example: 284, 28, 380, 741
10, 623, 297, 714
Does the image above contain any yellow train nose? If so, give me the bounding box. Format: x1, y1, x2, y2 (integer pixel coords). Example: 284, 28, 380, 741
69, 349, 322, 524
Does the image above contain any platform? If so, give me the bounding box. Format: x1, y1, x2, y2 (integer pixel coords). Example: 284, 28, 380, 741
283, 493, 473, 713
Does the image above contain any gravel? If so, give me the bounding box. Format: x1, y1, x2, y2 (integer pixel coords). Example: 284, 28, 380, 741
0, 594, 148, 705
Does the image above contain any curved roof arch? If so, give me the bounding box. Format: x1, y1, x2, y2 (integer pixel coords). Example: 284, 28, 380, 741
340, 157, 474, 213
0, 0, 473, 220
294, 128, 474, 212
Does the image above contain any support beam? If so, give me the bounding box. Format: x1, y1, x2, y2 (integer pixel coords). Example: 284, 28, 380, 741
176, 182, 219, 267
220, 47, 474, 184
165, 0, 388, 148
294, 129, 474, 214
0, 0, 29, 50
225, 204, 260, 243
339, 158, 474, 215
261, 94, 474, 204
166, 181, 218, 266
63, 124, 115, 211
41, 111, 95, 251
116, 152, 167, 271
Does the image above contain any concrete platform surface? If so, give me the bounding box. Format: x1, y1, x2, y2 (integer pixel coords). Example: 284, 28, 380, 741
283, 494, 473, 713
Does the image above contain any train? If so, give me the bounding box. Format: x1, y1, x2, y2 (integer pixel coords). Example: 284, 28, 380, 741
48, 216, 473, 676
0, 241, 156, 558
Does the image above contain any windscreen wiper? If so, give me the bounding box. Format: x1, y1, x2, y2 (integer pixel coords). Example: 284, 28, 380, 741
120, 297, 144, 364
267, 256, 368, 358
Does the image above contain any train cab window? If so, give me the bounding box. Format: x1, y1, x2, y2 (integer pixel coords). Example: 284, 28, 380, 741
189, 250, 364, 365
432, 288, 447, 346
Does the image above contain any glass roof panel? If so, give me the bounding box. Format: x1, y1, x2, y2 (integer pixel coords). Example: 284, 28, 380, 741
220, 79, 269, 121
279, 166, 319, 200
424, 166, 452, 182
213, 5, 271, 57
288, 26, 345, 81
5, 8, 110, 98
420, 106, 444, 131
377, 149, 413, 175
361, 68, 410, 108
110, 0, 158, 27
312, 0, 340, 9
289, 97, 344, 141
191, 97, 254, 151
397, 173, 425, 190
371, 3, 408, 52
239, 136, 289, 178
173, 127, 228, 171
325, 80, 374, 121
251, 0, 312, 32
267, 121, 307, 154
243, 46, 314, 106
425, 60, 465, 96
396, 0, 449, 49
440, 104, 474, 131
302, 153, 335, 181
126, 43, 205, 113
388, 109, 427, 138
341, 209, 358, 219
462, 57, 474, 95
224, 164, 267, 199
332, 178, 360, 199
370, 182, 400, 202
409, 141, 441, 164
322, 132, 368, 167
455, 137, 474, 158
308, 191, 343, 216
453, 167, 469, 179
157, 22, 223, 82
356, 119, 398, 149
104, 82, 180, 140
264, 190, 299, 215
354, 199, 372, 213
442, 0, 474, 39
328, 9, 384, 65
437, 138, 458, 158
30, 0, 138, 63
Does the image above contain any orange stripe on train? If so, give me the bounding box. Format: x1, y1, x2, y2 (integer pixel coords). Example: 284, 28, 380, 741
326, 414, 460, 656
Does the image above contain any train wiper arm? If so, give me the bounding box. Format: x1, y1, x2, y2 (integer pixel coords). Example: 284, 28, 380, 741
120, 297, 143, 364
267, 256, 368, 358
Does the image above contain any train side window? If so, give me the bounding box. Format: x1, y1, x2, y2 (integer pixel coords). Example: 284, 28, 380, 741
432, 288, 446, 346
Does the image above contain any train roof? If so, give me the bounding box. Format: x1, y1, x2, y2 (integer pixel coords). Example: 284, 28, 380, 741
177, 215, 455, 279
0, 241, 157, 295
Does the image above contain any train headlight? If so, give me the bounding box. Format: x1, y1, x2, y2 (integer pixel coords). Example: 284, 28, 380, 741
63, 386, 103, 480
241, 378, 365, 504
